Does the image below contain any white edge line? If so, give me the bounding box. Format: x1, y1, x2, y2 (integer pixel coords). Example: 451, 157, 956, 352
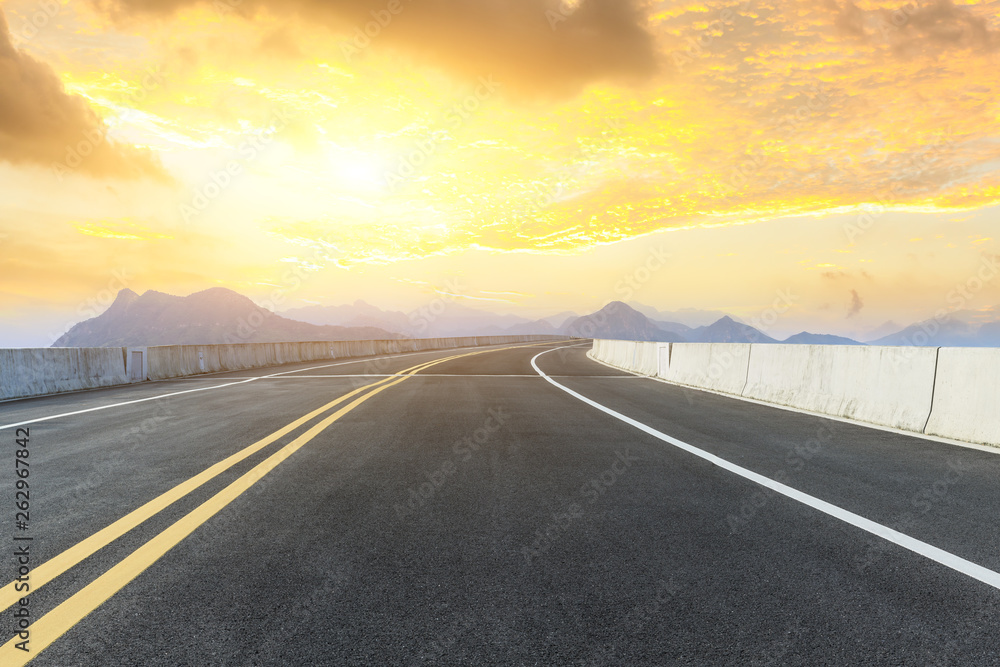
0, 341, 572, 431
532, 346, 1000, 592
165, 374, 641, 379
585, 350, 1000, 456
0, 378, 259, 431
0, 344, 516, 431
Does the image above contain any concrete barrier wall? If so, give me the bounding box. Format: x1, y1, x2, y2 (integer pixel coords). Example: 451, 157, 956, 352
2, 336, 563, 400
591, 339, 662, 375
145, 336, 560, 381
924, 348, 1000, 445
0, 348, 128, 401
590, 339, 998, 447
630, 342, 661, 376
742, 345, 938, 433
663, 343, 751, 396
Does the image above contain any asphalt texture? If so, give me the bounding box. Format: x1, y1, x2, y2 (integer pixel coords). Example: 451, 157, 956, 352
1, 341, 999, 665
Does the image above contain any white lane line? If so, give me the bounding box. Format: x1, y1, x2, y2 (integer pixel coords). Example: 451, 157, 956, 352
259, 346, 488, 378
531, 346, 1000, 592
168, 374, 643, 379
0, 379, 259, 431
585, 352, 1000, 457
0, 345, 504, 431
0, 341, 571, 431
258, 340, 573, 378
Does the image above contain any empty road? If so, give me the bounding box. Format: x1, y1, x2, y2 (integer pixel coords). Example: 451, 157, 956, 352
2, 341, 999, 665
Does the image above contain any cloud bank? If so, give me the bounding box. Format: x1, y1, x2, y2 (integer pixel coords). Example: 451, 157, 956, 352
0, 9, 167, 179
92, 0, 658, 94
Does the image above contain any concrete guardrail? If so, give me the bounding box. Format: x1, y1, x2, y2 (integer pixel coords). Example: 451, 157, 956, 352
0, 348, 128, 401
1, 335, 563, 401
589, 339, 997, 448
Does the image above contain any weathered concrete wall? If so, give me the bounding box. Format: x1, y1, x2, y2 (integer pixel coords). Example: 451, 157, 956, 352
144, 336, 559, 381
591, 339, 662, 375
0, 348, 128, 401
590, 339, 998, 447
662, 343, 752, 397
924, 348, 1000, 446
742, 344, 938, 433
1, 336, 563, 400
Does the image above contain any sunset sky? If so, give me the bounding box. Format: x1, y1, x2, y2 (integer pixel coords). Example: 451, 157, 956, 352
1, 0, 999, 346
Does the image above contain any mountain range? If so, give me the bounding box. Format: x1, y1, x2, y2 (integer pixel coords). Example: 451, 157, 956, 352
53, 288, 402, 347
870, 310, 1000, 347
51, 288, 1000, 348
557, 302, 859, 344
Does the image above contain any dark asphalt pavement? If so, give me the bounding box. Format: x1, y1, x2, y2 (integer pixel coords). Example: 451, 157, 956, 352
1, 341, 998, 665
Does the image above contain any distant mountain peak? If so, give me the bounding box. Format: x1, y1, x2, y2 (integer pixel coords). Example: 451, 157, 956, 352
784, 332, 864, 346
51, 287, 400, 347
561, 301, 682, 342
111, 288, 139, 306
106, 288, 140, 316
187, 287, 254, 303
594, 300, 632, 313
693, 315, 777, 344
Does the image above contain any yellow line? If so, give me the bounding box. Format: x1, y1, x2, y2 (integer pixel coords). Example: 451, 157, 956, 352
0, 371, 415, 666
0, 353, 457, 615
0, 341, 555, 664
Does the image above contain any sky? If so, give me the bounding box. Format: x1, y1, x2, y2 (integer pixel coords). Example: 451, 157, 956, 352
0, 0, 999, 346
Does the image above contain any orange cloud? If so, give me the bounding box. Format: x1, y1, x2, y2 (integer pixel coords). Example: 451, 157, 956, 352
0, 9, 168, 180
91, 0, 659, 96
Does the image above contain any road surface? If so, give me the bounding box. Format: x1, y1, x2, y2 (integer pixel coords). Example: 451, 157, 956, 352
1, 341, 999, 665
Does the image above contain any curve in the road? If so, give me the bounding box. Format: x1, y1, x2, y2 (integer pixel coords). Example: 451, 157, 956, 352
0, 341, 562, 665
531, 345, 1000, 593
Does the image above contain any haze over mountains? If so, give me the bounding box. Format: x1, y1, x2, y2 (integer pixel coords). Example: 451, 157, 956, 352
53, 288, 402, 347
51, 288, 1000, 348
869, 309, 1000, 347
285, 300, 536, 338
557, 302, 860, 344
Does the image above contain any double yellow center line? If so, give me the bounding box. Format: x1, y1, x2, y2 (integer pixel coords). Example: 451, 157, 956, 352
0, 342, 559, 664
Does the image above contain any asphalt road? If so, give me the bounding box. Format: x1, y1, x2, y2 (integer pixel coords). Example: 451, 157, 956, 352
1, 341, 999, 665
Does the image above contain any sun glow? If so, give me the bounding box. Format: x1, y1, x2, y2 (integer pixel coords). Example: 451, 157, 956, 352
1, 0, 999, 344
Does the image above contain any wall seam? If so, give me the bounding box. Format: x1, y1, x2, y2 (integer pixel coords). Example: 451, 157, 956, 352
922, 346, 942, 434
740, 344, 753, 397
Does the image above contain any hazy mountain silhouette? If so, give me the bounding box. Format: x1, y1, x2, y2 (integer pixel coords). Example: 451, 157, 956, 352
498, 311, 578, 335
284, 300, 412, 333
560, 302, 685, 342
559, 304, 784, 343
541, 311, 578, 329
284, 299, 530, 337
783, 332, 864, 345
632, 303, 744, 327
652, 319, 694, 337
872, 313, 1000, 347
689, 316, 777, 344
52, 287, 988, 348
862, 320, 904, 343
53, 288, 401, 347
978, 321, 1000, 344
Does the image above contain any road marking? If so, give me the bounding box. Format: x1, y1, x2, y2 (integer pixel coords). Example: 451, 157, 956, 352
531, 346, 1000, 592
0, 371, 416, 666
586, 351, 1000, 455
0, 353, 463, 615
163, 374, 632, 379
0, 379, 260, 432
0, 342, 541, 432
0, 342, 552, 663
